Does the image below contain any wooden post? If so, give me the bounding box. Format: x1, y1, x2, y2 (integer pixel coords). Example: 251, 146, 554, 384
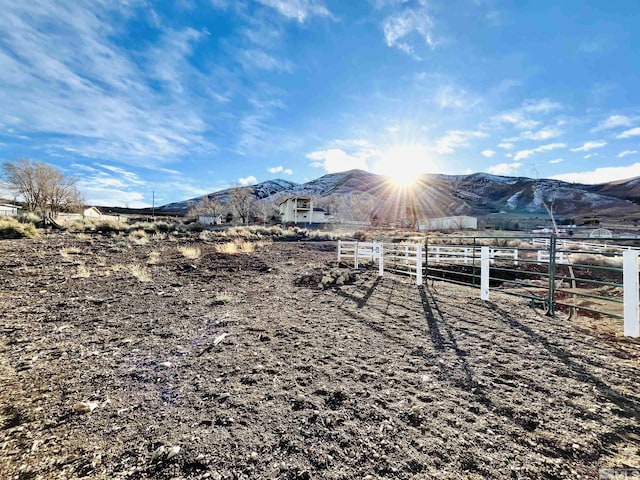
378, 242, 384, 277
623, 250, 640, 337
480, 246, 490, 301
416, 243, 423, 286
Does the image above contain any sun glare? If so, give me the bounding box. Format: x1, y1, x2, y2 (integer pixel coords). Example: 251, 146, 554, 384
373, 144, 429, 188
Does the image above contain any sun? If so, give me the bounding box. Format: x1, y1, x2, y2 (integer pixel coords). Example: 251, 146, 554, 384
373, 144, 429, 188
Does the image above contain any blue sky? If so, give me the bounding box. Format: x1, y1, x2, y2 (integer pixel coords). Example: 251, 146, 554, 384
1, 0, 640, 207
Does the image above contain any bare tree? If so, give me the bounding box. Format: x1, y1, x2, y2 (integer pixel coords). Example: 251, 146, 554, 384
187, 195, 224, 219
1, 158, 83, 215
227, 186, 255, 225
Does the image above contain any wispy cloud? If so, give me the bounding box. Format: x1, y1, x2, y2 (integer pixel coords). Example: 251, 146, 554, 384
549, 158, 564, 164
307, 148, 369, 173
436, 130, 487, 154
498, 142, 514, 150
591, 114, 633, 132
520, 127, 563, 141
238, 49, 293, 72
486, 162, 523, 176
618, 150, 638, 158
617, 127, 640, 139
378, 2, 436, 56
570, 141, 607, 152
255, 0, 332, 22
552, 163, 640, 184
0, 2, 216, 166
490, 99, 561, 131
513, 142, 565, 161
481, 149, 495, 158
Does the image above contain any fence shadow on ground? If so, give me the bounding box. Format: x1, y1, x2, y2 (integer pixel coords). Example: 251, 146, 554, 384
420, 282, 640, 459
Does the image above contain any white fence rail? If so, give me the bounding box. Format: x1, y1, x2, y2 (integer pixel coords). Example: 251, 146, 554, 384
337, 240, 640, 338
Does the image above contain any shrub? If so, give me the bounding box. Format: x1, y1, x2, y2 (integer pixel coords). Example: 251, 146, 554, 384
15, 212, 41, 224
0, 217, 38, 239
178, 245, 202, 259
353, 230, 369, 241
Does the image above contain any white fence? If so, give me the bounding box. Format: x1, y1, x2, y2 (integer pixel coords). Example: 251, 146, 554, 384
337, 240, 640, 338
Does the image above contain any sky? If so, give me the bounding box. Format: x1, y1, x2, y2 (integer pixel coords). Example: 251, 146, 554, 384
1, 0, 640, 207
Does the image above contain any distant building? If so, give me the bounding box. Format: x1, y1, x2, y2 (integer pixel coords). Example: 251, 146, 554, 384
57, 207, 125, 223
199, 214, 223, 225
279, 196, 329, 224
0, 204, 19, 217
419, 215, 478, 231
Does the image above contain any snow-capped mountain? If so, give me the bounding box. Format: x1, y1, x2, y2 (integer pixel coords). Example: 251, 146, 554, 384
158, 170, 640, 221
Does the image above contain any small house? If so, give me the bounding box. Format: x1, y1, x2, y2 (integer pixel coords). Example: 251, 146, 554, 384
279, 196, 328, 224
0, 204, 19, 217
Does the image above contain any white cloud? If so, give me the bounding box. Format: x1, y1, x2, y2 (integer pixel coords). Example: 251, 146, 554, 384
268, 165, 294, 175
436, 130, 487, 154
521, 98, 562, 114
0, 3, 216, 165
548, 158, 564, 164
618, 150, 638, 158
255, 0, 332, 22
584, 154, 595, 159
307, 148, 368, 173
491, 99, 561, 131
382, 4, 436, 55
552, 163, 640, 184
514, 142, 566, 161
498, 142, 514, 150
617, 127, 640, 139
570, 141, 607, 152
433, 85, 480, 110
238, 49, 292, 72
481, 150, 495, 158
520, 127, 563, 141
238, 175, 258, 186
486, 162, 523, 176
591, 114, 632, 132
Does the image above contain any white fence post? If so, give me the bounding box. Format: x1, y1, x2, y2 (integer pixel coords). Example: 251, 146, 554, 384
378, 242, 384, 277
416, 243, 423, 286
623, 250, 640, 337
337, 240, 342, 262
354, 241, 359, 269
480, 246, 490, 301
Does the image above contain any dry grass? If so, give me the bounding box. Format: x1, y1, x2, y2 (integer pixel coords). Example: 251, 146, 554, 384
60, 247, 82, 259
213, 239, 272, 254
73, 264, 91, 279
129, 264, 152, 282
178, 245, 202, 259
570, 253, 623, 268
213, 292, 233, 305
147, 251, 161, 265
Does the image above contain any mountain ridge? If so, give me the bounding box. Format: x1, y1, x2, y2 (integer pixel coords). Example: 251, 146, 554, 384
157, 170, 640, 221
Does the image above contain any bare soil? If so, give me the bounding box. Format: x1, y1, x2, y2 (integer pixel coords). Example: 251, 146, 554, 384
1, 233, 639, 479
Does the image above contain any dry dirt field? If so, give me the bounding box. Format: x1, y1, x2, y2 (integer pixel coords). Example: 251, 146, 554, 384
1, 232, 640, 480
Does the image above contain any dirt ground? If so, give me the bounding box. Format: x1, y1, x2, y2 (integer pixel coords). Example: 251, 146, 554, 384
1, 232, 639, 480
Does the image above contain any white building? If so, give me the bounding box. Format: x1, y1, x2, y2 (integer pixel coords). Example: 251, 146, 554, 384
279, 196, 329, 224
0, 204, 19, 217
419, 215, 478, 231
57, 207, 125, 223
199, 214, 223, 225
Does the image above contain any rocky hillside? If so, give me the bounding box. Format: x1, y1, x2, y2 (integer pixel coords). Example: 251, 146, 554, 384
158, 169, 640, 221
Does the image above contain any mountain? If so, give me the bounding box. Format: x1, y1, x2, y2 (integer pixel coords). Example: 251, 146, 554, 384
158, 170, 640, 222
158, 179, 298, 213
